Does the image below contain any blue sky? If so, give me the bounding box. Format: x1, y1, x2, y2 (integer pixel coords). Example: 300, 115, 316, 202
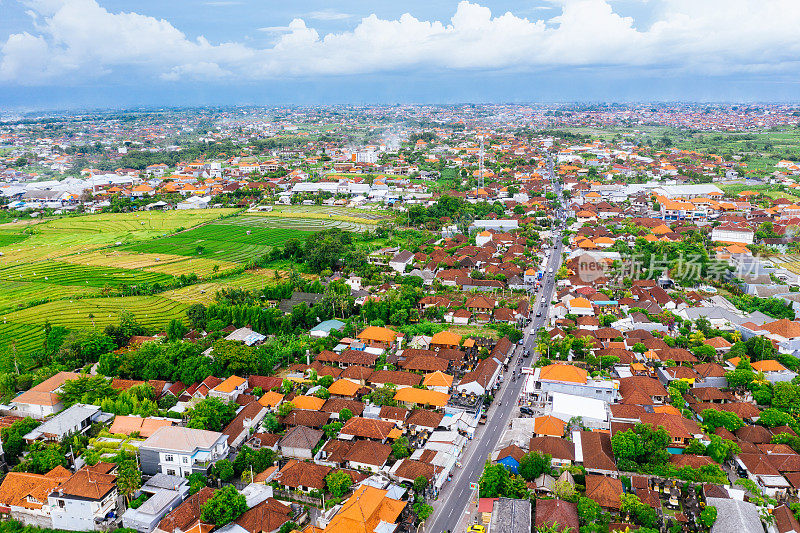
1, 0, 799, 109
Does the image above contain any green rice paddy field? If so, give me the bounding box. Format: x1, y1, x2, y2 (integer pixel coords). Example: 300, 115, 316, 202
0, 208, 355, 359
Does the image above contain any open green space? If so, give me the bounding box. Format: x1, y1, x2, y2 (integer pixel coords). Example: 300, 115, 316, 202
2, 295, 188, 330
0, 280, 102, 315
0, 209, 237, 266
0, 260, 174, 288
0, 323, 45, 366
253, 205, 391, 224
125, 215, 368, 263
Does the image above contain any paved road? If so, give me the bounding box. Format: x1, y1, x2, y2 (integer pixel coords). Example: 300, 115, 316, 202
426, 159, 563, 533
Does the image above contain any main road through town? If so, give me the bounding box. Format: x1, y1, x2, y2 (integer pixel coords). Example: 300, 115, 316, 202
426, 159, 564, 533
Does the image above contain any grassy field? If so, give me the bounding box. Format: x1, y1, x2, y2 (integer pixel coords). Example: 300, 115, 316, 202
3, 296, 188, 330
162, 269, 291, 305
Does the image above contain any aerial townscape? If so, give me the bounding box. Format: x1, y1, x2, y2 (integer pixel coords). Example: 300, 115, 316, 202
3, 2, 800, 533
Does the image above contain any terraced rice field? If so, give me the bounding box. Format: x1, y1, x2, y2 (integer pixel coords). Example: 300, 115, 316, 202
0, 280, 102, 314
0, 209, 237, 266
61, 250, 240, 278
769, 255, 800, 274
125, 220, 315, 263
2, 296, 188, 330
0, 260, 174, 288
228, 214, 373, 232
249, 205, 389, 226
0, 323, 45, 363
0, 230, 28, 247
163, 269, 290, 305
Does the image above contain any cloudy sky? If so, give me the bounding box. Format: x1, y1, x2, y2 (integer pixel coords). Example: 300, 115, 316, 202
1, 0, 799, 109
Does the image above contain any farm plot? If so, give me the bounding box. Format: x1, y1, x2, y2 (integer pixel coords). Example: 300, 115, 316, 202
0, 230, 28, 247
0, 323, 45, 363
61, 250, 240, 279
770, 255, 800, 274
227, 215, 372, 232
2, 296, 188, 330
125, 222, 312, 263
0, 209, 237, 267
0, 260, 174, 288
257, 204, 392, 222
163, 269, 292, 305
0, 280, 102, 314
42, 209, 239, 235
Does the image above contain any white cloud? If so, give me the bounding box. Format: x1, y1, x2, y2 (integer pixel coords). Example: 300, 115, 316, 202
2, 0, 800, 85
307, 9, 351, 21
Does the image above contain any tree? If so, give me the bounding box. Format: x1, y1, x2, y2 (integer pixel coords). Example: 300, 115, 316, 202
210, 339, 259, 376
692, 345, 716, 361
212, 459, 235, 482
699, 506, 718, 528
188, 472, 207, 495
317, 375, 334, 388
166, 319, 188, 341
326, 470, 353, 498
611, 423, 671, 470
577, 496, 601, 525
263, 414, 281, 433
277, 401, 294, 418
701, 409, 744, 432
725, 368, 755, 390
339, 408, 354, 422
536, 524, 566, 533
632, 342, 647, 354
479, 462, 512, 498
186, 304, 206, 331
620, 493, 658, 528
772, 382, 799, 410
59, 375, 117, 407
186, 398, 238, 431
684, 439, 707, 455
117, 459, 142, 503
322, 421, 343, 440
705, 435, 741, 464
391, 436, 411, 459
600, 355, 620, 369
201, 485, 247, 526
414, 501, 433, 521
370, 384, 398, 406
518, 451, 552, 481
553, 479, 577, 502
413, 475, 429, 494
758, 407, 794, 428
279, 523, 300, 533
745, 335, 778, 361
18, 442, 65, 473
1, 417, 39, 464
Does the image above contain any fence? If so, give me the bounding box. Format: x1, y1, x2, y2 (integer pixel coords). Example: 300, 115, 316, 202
273, 488, 323, 507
